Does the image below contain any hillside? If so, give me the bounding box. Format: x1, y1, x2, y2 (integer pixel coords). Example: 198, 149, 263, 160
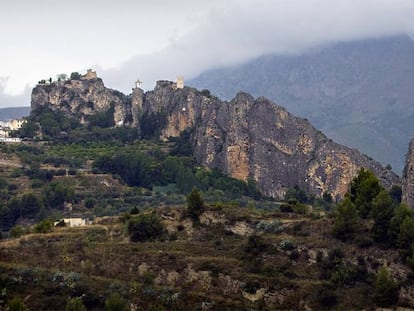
27, 73, 399, 199
0, 75, 413, 310
1, 197, 414, 310
0, 106, 30, 121
189, 35, 414, 173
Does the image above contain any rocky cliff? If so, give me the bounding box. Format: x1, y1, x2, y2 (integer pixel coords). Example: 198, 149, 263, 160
403, 138, 414, 207
31, 73, 399, 198
31, 71, 140, 127
189, 35, 414, 173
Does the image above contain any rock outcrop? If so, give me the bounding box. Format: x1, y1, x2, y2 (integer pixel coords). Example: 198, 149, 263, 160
30, 73, 399, 198
31, 71, 139, 127
403, 138, 414, 207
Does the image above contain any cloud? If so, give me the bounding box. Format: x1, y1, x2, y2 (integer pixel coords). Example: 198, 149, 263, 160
0, 78, 31, 108
101, 0, 414, 93
2, 0, 414, 106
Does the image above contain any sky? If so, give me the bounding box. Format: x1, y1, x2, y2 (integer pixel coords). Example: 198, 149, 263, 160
1, 0, 414, 107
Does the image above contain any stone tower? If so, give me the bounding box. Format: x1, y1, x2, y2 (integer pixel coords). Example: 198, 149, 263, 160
176, 76, 184, 89
83, 69, 97, 80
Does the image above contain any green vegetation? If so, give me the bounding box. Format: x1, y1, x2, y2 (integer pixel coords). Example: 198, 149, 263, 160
33, 219, 53, 233
334, 168, 414, 283
0, 105, 413, 310
104, 293, 129, 311
87, 104, 115, 128
349, 168, 381, 218
374, 267, 399, 307
186, 188, 204, 220
65, 297, 87, 311
70, 72, 81, 80
127, 213, 164, 242
140, 110, 168, 139
7, 297, 27, 311
333, 196, 358, 240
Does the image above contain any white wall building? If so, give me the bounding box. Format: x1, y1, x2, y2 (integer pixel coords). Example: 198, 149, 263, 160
54, 218, 92, 227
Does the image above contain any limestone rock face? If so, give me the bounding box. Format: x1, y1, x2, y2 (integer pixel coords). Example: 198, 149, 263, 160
188, 91, 399, 198
403, 138, 414, 207
31, 75, 137, 127
30, 76, 399, 198
142, 82, 398, 198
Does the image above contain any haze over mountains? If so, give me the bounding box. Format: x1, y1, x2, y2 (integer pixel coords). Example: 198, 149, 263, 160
0, 107, 29, 121
189, 35, 414, 174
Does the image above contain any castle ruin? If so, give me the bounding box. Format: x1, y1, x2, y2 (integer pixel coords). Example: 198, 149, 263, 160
82, 69, 97, 80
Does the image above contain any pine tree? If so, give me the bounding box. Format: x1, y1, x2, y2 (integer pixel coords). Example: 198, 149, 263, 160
186, 188, 205, 220
371, 189, 394, 242
350, 168, 381, 218
333, 196, 358, 240
374, 267, 399, 307
397, 216, 414, 258
388, 204, 413, 243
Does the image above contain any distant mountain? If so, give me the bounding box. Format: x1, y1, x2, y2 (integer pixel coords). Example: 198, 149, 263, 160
189, 35, 414, 174
0, 106, 30, 121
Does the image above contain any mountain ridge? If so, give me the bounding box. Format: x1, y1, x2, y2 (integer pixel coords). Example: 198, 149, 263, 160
29, 74, 399, 198
188, 34, 414, 173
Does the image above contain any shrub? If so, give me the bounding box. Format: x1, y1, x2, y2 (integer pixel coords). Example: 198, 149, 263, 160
42, 180, 74, 209
280, 204, 293, 213
8, 184, 18, 191
68, 169, 77, 176
186, 188, 204, 220
55, 169, 67, 176
70, 72, 81, 80
30, 179, 44, 188
256, 220, 283, 233
104, 292, 129, 311
244, 235, 268, 256
130, 206, 139, 214
84, 198, 96, 209
354, 235, 374, 248
316, 286, 337, 308
65, 297, 87, 311
33, 219, 53, 233
0, 177, 7, 189
289, 249, 300, 260
243, 280, 261, 294
10, 225, 26, 238
200, 89, 211, 97
279, 239, 295, 251
293, 203, 308, 214
7, 296, 26, 311
284, 186, 312, 204
127, 213, 164, 242
374, 267, 399, 307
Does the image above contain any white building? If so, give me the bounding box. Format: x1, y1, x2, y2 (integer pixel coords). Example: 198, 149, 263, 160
0, 126, 10, 138
54, 218, 91, 227
9, 119, 26, 130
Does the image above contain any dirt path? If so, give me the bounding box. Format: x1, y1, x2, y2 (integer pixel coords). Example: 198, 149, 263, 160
0, 224, 109, 248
